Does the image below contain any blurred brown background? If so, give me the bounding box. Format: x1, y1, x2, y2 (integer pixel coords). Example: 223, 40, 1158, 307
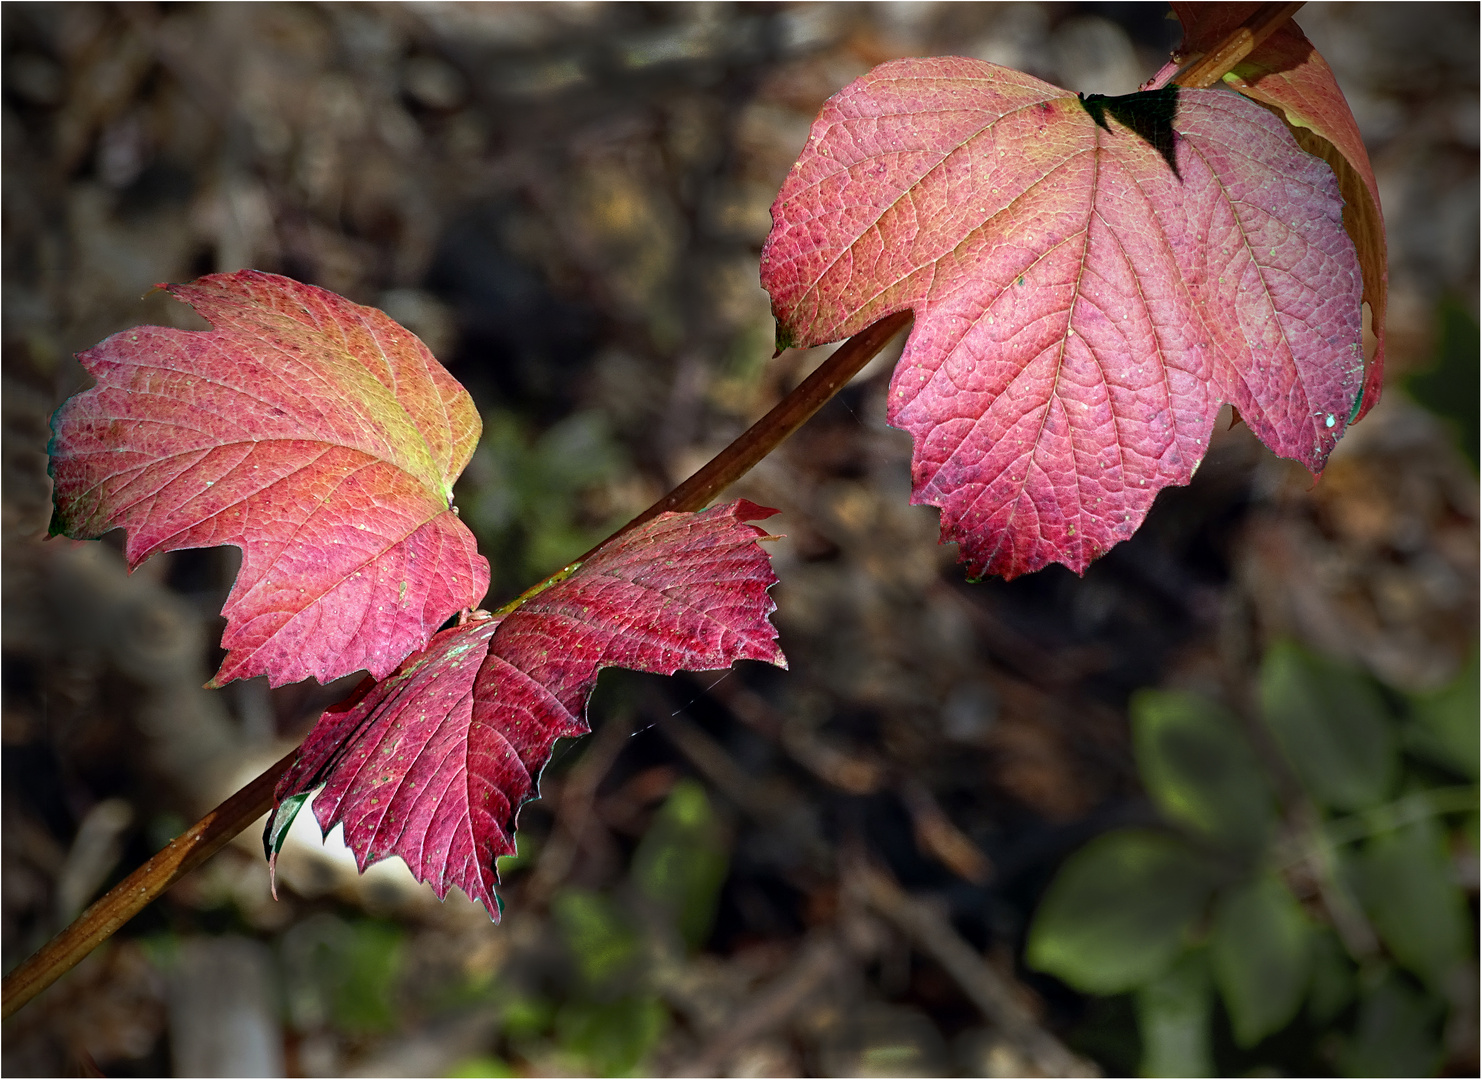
2, 3, 1476, 1077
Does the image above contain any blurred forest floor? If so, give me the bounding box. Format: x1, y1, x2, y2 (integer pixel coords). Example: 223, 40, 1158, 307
2, 3, 1477, 1077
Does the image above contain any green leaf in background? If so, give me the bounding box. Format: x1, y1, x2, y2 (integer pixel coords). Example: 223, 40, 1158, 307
1135, 949, 1214, 1078
630, 778, 729, 949
500, 993, 556, 1043
495, 829, 539, 879
448, 1055, 516, 1078
279, 915, 405, 1034
1405, 297, 1479, 469
554, 993, 668, 1077
1337, 968, 1444, 1078
1406, 649, 1480, 781
1347, 817, 1469, 989
1027, 829, 1217, 994
1307, 930, 1357, 1025
1131, 689, 1277, 854
459, 409, 627, 589
1210, 874, 1313, 1046
1259, 640, 1397, 811
552, 890, 641, 987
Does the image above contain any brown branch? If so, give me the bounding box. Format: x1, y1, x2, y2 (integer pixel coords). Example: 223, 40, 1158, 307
2, 749, 295, 1019
1, 310, 915, 1019
577, 309, 913, 553
1171, 2, 1306, 89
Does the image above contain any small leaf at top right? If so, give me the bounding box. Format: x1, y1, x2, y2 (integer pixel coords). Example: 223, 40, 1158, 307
1259, 640, 1397, 812
1163, 2, 1387, 422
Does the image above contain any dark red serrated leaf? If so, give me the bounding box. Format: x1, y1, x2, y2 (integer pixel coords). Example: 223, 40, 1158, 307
1155, 3, 1387, 421
270, 500, 785, 917
47, 270, 489, 687
761, 58, 1364, 579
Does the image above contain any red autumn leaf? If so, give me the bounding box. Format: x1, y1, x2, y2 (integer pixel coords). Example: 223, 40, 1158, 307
269, 500, 785, 916
1152, 3, 1387, 421
760, 58, 1364, 580
48, 270, 490, 687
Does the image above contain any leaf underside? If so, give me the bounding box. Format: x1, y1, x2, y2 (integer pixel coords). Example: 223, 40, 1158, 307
761, 58, 1364, 580
47, 270, 490, 687
271, 500, 786, 918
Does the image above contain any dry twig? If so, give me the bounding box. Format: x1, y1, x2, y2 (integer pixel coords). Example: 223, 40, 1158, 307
675, 935, 844, 1078
849, 860, 1099, 1079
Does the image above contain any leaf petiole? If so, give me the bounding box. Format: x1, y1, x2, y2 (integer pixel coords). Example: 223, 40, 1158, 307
1169, 2, 1306, 89
492, 560, 585, 617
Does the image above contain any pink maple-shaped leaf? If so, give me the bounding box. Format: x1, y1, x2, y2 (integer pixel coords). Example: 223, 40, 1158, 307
48, 270, 490, 687
761, 58, 1364, 580
270, 500, 786, 917
1149, 3, 1387, 420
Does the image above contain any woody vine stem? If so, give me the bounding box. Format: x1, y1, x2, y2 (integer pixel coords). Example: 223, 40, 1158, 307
2, 3, 1298, 1018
